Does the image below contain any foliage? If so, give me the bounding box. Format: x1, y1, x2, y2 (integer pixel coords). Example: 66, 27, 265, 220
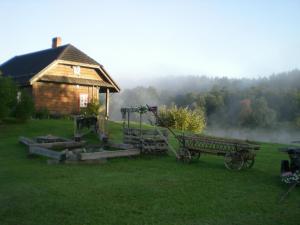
204, 89, 225, 116
0, 76, 17, 120
281, 171, 300, 184
238, 97, 277, 128
110, 70, 300, 129
158, 105, 206, 132
35, 107, 50, 119
251, 97, 277, 127
14, 90, 34, 122
80, 98, 102, 117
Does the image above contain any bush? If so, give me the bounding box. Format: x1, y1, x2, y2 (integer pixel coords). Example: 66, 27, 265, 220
35, 107, 50, 119
15, 90, 34, 122
158, 105, 206, 133
0, 76, 17, 120
80, 99, 101, 117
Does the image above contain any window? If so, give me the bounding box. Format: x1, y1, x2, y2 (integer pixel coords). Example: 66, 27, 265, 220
17, 91, 21, 102
73, 66, 81, 75
80, 94, 88, 108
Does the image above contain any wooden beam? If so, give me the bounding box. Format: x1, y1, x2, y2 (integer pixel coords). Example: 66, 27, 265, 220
31, 141, 86, 149
57, 60, 99, 69
153, 127, 179, 158
105, 88, 110, 119
80, 149, 140, 160
29, 60, 58, 85
57, 60, 120, 92
29, 146, 65, 160
19, 137, 35, 146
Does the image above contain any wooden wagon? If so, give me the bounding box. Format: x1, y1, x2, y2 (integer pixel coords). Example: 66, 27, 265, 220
176, 134, 260, 170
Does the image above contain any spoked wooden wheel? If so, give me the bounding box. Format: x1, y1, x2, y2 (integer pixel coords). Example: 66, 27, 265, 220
243, 158, 255, 169
224, 152, 244, 170
191, 151, 201, 161
178, 148, 192, 163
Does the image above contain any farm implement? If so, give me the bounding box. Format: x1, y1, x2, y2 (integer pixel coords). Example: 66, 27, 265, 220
147, 105, 260, 170
278, 145, 300, 202
176, 134, 260, 170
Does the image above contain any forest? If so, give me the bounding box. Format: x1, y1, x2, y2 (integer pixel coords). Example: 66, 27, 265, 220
110, 69, 300, 134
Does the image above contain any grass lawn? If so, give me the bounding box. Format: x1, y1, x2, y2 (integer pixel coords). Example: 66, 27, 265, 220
0, 119, 299, 225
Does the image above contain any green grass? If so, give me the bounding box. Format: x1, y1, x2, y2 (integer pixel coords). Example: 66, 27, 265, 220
0, 119, 299, 225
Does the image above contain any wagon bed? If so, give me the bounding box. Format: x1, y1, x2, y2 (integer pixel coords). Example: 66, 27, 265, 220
176, 134, 260, 170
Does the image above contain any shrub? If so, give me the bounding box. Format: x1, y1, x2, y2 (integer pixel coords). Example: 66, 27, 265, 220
0, 76, 17, 120
35, 107, 50, 119
80, 99, 101, 117
15, 90, 34, 122
158, 105, 206, 133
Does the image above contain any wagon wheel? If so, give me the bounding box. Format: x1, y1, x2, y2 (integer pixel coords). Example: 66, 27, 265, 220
191, 151, 201, 161
243, 158, 255, 169
224, 152, 244, 170
241, 151, 255, 169
178, 148, 192, 163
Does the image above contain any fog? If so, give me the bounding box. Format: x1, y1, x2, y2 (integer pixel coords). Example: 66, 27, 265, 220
205, 126, 300, 144
109, 70, 300, 144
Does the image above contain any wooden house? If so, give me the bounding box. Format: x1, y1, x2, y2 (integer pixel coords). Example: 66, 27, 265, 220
0, 37, 120, 117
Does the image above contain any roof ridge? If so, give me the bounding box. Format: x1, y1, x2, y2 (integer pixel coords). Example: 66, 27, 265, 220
59, 44, 101, 66
56, 44, 72, 60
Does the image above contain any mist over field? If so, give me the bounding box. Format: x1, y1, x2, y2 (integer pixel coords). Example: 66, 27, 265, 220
205, 126, 300, 144
110, 70, 300, 144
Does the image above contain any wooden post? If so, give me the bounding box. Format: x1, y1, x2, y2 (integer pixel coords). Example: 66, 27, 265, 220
92, 85, 94, 100
127, 111, 130, 128
105, 88, 110, 119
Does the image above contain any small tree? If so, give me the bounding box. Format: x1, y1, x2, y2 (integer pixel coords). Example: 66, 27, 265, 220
158, 105, 206, 133
0, 75, 17, 120
15, 90, 34, 122
80, 99, 102, 117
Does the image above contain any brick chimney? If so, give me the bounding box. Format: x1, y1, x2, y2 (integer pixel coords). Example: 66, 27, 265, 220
52, 37, 62, 48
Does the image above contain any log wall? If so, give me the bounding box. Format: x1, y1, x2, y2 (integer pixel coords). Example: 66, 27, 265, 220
32, 82, 99, 115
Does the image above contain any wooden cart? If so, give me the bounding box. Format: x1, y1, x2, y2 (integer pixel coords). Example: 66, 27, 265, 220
176, 134, 260, 170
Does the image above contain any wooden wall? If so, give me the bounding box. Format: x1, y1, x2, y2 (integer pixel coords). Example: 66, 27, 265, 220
47, 63, 103, 81
32, 82, 99, 115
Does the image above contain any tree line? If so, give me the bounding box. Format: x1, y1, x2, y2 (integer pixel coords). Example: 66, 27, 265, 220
110, 69, 300, 130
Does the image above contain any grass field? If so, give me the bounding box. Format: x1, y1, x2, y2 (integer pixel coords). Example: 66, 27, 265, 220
0, 119, 299, 225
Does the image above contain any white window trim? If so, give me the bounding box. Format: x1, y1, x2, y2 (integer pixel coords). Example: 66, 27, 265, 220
73, 66, 81, 75
79, 94, 88, 108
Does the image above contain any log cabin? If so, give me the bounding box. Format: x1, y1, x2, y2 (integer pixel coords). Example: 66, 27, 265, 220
0, 37, 120, 117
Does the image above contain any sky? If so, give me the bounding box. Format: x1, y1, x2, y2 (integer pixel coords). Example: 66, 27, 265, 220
0, 0, 300, 86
